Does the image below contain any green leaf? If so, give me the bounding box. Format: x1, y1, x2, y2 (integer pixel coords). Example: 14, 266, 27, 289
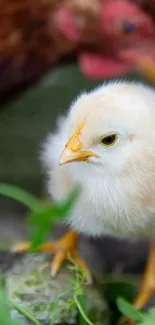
0, 183, 41, 212
148, 308, 155, 317
0, 182, 79, 250
117, 297, 144, 322
28, 186, 80, 249
78, 294, 88, 325
103, 278, 137, 303
28, 208, 54, 250
74, 294, 94, 325
0, 288, 41, 325
0, 290, 23, 325
50, 290, 71, 325
140, 308, 155, 325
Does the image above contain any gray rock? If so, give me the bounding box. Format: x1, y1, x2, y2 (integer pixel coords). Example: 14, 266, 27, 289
5, 254, 109, 325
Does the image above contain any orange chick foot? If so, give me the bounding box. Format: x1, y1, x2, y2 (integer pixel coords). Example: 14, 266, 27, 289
119, 245, 155, 325
12, 229, 92, 283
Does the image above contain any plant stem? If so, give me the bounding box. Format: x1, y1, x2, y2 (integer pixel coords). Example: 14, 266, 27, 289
74, 295, 95, 325
9, 299, 41, 325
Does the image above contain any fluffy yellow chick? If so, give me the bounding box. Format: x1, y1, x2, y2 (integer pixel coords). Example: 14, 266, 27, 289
15, 81, 155, 313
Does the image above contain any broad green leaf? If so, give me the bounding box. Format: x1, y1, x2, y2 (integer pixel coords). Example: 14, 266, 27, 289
117, 297, 144, 321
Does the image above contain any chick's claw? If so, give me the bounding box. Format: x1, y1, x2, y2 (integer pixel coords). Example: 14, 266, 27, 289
12, 229, 92, 282
12, 242, 31, 253
50, 250, 67, 277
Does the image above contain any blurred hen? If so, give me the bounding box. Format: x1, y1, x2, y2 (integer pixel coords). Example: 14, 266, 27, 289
0, 0, 76, 102
56, 0, 155, 80
1, 0, 155, 103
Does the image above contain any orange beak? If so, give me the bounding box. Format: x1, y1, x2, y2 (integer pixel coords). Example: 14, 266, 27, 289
59, 120, 99, 166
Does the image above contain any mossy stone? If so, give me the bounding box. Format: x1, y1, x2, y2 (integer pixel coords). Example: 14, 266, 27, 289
5, 254, 109, 325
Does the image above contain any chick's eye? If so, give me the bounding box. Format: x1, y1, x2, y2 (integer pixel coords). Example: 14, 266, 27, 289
101, 134, 118, 147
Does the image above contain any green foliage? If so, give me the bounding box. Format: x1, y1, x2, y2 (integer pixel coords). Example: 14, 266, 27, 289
117, 297, 144, 322
28, 186, 80, 249
9, 299, 41, 325
117, 297, 155, 325
0, 183, 41, 212
0, 183, 80, 249
0, 183, 93, 324
0, 290, 24, 325
1, 182, 155, 325
0, 258, 95, 325
66, 257, 94, 325
0, 182, 89, 325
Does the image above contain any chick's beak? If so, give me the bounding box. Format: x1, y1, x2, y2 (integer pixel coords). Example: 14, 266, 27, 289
59, 121, 98, 166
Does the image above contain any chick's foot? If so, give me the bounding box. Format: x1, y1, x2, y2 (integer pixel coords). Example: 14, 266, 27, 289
12, 229, 92, 282
120, 245, 155, 325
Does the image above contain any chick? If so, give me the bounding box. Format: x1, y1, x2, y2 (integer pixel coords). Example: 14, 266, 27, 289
15, 81, 155, 312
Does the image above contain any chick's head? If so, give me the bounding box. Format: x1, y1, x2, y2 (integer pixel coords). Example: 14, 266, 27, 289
60, 82, 155, 179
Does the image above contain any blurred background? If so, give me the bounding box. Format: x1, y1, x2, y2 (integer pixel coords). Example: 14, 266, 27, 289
0, 0, 155, 277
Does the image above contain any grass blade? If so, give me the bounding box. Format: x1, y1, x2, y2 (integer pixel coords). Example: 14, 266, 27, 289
0, 184, 41, 212
74, 295, 94, 325
50, 290, 72, 325
0, 290, 23, 325
9, 299, 41, 325
78, 294, 88, 325
117, 297, 144, 322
